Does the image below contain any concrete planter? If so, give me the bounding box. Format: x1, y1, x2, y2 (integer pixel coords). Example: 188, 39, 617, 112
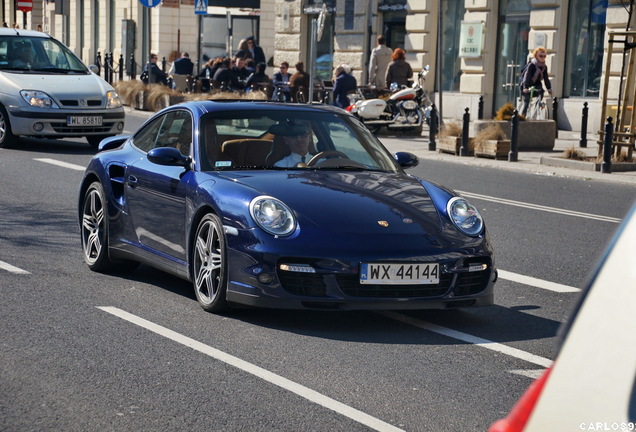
473, 120, 555, 151
474, 139, 511, 160
438, 136, 474, 156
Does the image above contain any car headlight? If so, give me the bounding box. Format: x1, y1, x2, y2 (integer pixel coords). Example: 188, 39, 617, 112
20, 90, 59, 108
400, 100, 419, 110
106, 90, 123, 109
250, 196, 296, 236
447, 197, 484, 236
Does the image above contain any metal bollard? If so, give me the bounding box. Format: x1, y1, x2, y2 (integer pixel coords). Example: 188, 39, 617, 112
460, 107, 470, 156
478, 96, 484, 120
601, 117, 613, 174
104, 53, 111, 84
95, 51, 102, 76
508, 109, 519, 162
428, 104, 438, 151
119, 54, 124, 82
580, 102, 588, 148
129, 53, 136, 79
552, 97, 559, 138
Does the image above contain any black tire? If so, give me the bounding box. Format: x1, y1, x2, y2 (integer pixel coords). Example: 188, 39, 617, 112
80, 181, 139, 272
86, 135, 112, 149
0, 104, 17, 149
192, 213, 229, 313
81, 182, 115, 271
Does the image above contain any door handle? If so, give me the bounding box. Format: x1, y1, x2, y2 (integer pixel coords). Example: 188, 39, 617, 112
127, 175, 139, 188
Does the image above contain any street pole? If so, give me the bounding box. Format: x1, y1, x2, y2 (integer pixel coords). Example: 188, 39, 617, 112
309, 18, 317, 103
436, 1, 443, 125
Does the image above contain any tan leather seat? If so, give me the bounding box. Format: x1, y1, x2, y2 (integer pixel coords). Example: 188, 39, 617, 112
220, 139, 273, 167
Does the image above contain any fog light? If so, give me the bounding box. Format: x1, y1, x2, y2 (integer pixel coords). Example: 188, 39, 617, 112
279, 263, 316, 273
257, 273, 274, 284
33, 122, 44, 132
117, 122, 124, 131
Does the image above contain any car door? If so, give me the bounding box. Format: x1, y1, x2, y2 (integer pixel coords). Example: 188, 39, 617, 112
126, 109, 194, 263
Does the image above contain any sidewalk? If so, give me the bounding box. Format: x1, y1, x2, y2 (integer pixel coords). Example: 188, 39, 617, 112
379, 130, 636, 186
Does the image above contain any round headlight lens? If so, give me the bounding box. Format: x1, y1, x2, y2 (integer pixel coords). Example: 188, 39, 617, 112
447, 197, 484, 236
250, 196, 296, 237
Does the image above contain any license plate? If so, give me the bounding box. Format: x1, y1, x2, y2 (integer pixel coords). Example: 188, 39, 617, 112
67, 116, 102, 126
360, 263, 439, 285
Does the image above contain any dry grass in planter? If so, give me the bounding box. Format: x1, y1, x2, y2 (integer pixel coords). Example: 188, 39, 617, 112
473, 123, 510, 159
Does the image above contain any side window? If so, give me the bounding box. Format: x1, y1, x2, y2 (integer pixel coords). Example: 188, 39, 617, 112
154, 110, 193, 155
132, 115, 166, 152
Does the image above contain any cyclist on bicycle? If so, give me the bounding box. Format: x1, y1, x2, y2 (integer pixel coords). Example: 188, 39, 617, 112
520, 46, 553, 117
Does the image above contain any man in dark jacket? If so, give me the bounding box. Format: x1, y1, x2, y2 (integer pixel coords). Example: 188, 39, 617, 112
170, 52, 194, 75
332, 64, 357, 109
144, 53, 168, 86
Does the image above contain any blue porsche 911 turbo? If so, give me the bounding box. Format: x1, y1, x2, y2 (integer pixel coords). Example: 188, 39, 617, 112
78, 100, 496, 313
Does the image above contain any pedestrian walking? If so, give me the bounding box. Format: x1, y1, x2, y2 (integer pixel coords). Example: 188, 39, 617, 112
332, 64, 357, 109
368, 35, 392, 88
385, 48, 413, 88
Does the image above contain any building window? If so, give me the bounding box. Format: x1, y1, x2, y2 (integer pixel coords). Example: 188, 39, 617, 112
564, 0, 607, 97
441, 0, 465, 92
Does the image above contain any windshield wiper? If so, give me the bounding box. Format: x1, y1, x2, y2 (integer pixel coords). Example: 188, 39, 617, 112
32, 67, 86, 73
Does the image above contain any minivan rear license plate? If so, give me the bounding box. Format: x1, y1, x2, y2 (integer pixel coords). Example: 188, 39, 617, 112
67, 116, 102, 126
360, 263, 439, 285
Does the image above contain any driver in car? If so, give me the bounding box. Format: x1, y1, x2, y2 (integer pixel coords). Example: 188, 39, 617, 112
274, 129, 315, 167
12, 43, 35, 68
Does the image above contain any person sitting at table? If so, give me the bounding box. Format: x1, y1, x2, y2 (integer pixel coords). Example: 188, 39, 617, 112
245, 62, 271, 90
273, 61, 292, 102
213, 57, 241, 90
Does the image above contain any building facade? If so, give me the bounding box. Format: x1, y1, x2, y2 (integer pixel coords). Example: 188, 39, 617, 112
2, 0, 634, 131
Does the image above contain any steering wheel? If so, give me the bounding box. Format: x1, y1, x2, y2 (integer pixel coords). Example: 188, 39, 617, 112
307, 150, 348, 166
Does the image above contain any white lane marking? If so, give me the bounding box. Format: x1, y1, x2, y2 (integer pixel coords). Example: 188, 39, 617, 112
379, 311, 554, 368
98, 307, 405, 432
458, 190, 622, 223
35, 158, 86, 171
508, 369, 546, 379
0, 260, 30, 274
498, 269, 580, 293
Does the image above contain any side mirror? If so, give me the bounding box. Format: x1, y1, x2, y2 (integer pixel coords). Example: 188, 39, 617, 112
148, 147, 191, 168
88, 64, 99, 74
394, 151, 419, 168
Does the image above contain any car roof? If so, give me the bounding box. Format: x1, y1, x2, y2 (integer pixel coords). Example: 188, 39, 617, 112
0, 28, 51, 39
168, 100, 348, 116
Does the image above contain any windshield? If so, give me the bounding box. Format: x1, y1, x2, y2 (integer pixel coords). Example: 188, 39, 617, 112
0, 35, 89, 73
198, 110, 400, 173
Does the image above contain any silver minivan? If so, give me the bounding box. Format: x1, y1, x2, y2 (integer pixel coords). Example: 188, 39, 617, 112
0, 28, 125, 148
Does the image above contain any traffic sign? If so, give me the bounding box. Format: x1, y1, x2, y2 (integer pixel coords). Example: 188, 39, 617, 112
16, 0, 33, 13
195, 0, 208, 15
138, 0, 162, 7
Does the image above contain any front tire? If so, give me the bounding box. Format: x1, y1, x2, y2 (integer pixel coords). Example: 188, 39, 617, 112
192, 213, 229, 313
0, 104, 17, 149
81, 182, 114, 271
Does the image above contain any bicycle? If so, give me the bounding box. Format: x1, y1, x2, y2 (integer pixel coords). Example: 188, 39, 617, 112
519, 87, 547, 120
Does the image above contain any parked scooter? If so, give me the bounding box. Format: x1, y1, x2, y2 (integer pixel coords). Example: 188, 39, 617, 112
347, 65, 432, 134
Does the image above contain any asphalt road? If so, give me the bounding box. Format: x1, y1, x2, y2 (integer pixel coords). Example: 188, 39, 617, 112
2, 108, 635, 431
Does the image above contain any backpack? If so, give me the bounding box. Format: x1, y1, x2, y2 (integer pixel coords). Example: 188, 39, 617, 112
518, 61, 531, 89
140, 66, 149, 84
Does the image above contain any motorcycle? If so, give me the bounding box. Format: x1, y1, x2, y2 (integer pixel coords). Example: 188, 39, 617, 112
347, 65, 432, 134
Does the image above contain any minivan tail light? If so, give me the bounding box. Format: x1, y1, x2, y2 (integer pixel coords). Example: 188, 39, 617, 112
487, 366, 553, 432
